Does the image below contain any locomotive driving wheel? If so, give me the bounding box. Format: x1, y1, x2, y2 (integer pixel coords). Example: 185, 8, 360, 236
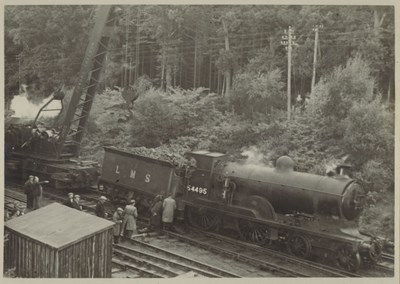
336, 245, 361, 272
287, 235, 312, 259
237, 220, 269, 245
187, 206, 221, 231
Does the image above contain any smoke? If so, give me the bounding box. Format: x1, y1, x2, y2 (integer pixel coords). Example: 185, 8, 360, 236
10, 93, 61, 120
240, 146, 268, 166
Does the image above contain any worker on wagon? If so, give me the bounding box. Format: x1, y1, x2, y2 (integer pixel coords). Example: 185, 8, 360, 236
32, 176, 45, 210
112, 208, 124, 243
72, 195, 83, 211
121, 200, 138, 239
24, 175, 35, 210
63, 192, 75, 208
149, 195, 163, 231
162, 194, 176, 231
95, 196, 108, 218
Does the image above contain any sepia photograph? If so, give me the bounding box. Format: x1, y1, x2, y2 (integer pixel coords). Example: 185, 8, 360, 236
2, 1, 397, 280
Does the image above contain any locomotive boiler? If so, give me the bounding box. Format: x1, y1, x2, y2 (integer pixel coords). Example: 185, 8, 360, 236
98, 147, 382, 272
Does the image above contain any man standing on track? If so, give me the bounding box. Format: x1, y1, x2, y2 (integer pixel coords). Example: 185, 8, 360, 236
95, 196, 108, 218
24, 175, 35, 210
112, 208, 124, 243
162, 194, 176, 231
121, 200, 138, 239
149, 195, 163, 231
32, 176, 47, 210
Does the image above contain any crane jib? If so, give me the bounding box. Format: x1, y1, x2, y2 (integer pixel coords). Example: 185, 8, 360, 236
57, 6, 117, 159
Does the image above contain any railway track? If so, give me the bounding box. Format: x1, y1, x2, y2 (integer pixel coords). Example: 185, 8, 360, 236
192, 228, 362, 277
113, 241, 240, 278
4, 182, 394, 278
159, 228, 360, 277
382, 253, 395, 263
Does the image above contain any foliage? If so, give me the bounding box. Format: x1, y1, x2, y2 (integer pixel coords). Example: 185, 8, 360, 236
129, 87, 224, 147
231, 69, 285, 117
5, 6, 92, 101
5, 5, 394, 103
356, 160, 393, 194
343, 98, 394, 164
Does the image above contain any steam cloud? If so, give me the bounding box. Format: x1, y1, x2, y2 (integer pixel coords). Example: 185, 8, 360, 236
241, 146, 268, 166
10, 93, 61, 120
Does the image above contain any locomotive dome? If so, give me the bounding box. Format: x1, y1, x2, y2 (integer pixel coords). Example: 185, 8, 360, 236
275, 156, 295, 171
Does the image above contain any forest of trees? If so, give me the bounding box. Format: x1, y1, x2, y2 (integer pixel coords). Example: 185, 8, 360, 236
4, 5, 395, 240
5, 5, 394, 103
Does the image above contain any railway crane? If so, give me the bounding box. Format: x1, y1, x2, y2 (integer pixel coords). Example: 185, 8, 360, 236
5, 6, 120, 190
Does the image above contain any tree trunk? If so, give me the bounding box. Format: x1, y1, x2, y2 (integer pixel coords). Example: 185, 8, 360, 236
222, 75, 226, 97
166, 65, 172, 89
217, 71, 221, 95
221, 18, 231, 97
209, 54, 212, 91
160, 61, 165, 90
179, 56, 182, 87
193, 38, 197, 89
387, 75, 392, 103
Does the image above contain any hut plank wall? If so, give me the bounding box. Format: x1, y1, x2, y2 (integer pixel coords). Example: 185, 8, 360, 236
5, 203, 114, 278
6, 228, 113, 278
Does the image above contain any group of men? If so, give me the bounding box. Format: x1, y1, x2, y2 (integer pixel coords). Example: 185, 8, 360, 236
94, 194, 177, 244
146, 194, 177, 231
62, 192, 83, 211
24, 175, 48, 211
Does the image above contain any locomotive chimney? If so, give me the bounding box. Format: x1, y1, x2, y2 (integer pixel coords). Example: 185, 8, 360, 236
336, 164, 352, 178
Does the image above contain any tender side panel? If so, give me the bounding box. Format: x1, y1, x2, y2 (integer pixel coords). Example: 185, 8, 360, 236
101, 148, 175, 196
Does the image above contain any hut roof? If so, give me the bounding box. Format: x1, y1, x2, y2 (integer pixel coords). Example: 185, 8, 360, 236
5, 203, 114, 250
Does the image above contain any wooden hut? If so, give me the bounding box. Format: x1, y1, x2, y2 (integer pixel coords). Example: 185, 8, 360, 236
4, 203, 114, 278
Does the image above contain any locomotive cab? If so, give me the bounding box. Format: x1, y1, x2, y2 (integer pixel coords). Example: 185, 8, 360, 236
184, 151, 228, 201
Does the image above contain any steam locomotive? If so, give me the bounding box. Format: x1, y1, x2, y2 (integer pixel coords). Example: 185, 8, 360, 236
99, 147, 382, 272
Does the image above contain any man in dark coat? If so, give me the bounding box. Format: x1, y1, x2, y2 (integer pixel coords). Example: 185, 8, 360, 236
149, 195, 163, 230
95, 196, 107, 218
63, 192, 75, 208
24, 175, 35, 209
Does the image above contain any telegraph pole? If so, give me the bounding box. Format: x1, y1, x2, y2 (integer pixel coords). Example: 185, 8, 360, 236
281, 26, 296, 122
311, 24, 323, 93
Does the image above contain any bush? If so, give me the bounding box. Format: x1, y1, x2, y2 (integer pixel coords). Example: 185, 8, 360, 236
343, 98, 394, 164
231, 69, 285, 117
130, 87, 225, 147
306, 56, 374, 126
355, 160, 393, 193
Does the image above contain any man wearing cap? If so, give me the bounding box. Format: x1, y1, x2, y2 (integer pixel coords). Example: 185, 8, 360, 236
112, 208, 124, 243
63, 192, 75, 208
24, 175, 35, 210
121, 200, 138, 239
72, 195, 83, 211
95, 196, 108, 218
